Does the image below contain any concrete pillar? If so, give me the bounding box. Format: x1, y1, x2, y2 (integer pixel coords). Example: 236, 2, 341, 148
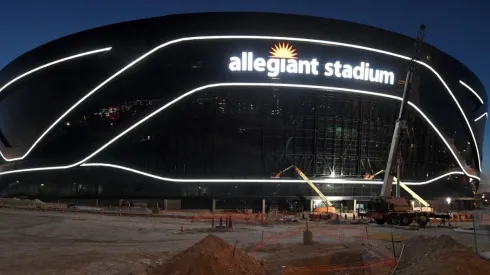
310, 199, 314, 212
353, 199, 357, 216
163, 199, 168, 211
261, 199, 266, 214
303, 230, 313, 245
212, 199, 216, 213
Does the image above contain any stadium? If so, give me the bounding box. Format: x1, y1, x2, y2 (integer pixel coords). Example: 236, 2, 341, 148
0, 12, 486, 211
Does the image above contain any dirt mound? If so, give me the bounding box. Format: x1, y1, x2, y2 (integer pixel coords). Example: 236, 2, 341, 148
397, 235, 490, 275
146, 234, 267, 275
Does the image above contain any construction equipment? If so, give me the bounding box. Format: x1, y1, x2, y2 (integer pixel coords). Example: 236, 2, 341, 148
365, 170, 430, 208
360, 24, 449, 226
362, 170, 384, 180
364, 196, 449, 226
364, 173, 432, 225
394, 176, 430, 209
381, 24, 426, 198
362, 169, 451, 225
363, 169, 427, 225
272, 165, 334, 211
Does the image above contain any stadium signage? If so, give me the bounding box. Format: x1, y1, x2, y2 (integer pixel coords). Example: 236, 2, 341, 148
228, 43, 395, 85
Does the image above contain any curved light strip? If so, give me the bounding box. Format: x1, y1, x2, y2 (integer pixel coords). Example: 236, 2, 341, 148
0, 47, 112, 94
415, 68, 482, 171
459, 80, 484, 104
0, 47, 112, 161
406, 101, 477, 177
80, 162, 465, 186
0, 36, 481, 171
475, 112, 488, 122
0, 83, 480, 181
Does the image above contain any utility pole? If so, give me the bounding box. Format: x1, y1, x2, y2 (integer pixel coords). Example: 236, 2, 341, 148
380, 24, 426, 197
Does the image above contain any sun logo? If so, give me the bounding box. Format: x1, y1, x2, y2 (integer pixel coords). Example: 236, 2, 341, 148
269, 43, 298, 59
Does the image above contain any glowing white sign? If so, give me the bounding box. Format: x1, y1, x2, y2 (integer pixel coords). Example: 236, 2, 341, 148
228, 43, 395, 85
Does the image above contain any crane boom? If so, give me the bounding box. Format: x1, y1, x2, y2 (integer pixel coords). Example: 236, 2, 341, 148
381, 24, 426, 197
394, 176, 430, 207
272, 165, 333, 207
366, 169, 430, 208
294, 167, 333, 207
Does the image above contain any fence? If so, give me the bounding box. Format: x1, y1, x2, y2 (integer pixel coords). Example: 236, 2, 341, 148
244, 223, 400, 274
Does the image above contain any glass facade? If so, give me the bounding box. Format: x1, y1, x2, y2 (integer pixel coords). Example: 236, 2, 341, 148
0, 13, 486, 201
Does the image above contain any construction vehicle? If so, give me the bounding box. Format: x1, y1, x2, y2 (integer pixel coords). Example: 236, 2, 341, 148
361, 24, 450, 226
362, 173, 450, 225
272, 165, 336, 214
362, 170, 435, 225
362, 170, 384, 180
361, 169, 418, 224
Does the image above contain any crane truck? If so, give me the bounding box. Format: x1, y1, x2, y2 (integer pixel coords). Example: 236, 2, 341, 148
361, 24, 450, 226
362, 171, 450, 225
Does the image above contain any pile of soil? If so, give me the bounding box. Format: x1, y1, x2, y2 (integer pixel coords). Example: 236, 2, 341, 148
146, 234, 267, 275
396, 235, 490, 275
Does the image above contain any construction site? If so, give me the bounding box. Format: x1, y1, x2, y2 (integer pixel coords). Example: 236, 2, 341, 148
1, 12, 489, 275
0, 203, 490, 275
1, 67, 489, 274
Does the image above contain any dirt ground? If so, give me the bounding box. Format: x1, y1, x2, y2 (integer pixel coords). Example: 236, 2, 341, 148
395, 235, 490, 275
0, 208, 489, 275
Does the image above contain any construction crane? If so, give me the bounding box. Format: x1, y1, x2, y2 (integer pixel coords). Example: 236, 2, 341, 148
381, 24, 426, 198
272, 165, 333, 207
360, 25, 447, 226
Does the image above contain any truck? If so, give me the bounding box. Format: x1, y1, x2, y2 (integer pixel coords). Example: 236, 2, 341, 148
361, 172, 450, 225
363, 196, 422, 226
363, 196, 450, 226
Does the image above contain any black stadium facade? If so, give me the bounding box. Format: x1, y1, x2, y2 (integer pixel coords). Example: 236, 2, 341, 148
0, 13, 487, 211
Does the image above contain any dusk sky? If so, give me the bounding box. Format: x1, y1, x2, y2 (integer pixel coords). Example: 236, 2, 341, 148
1, 0, 489, 173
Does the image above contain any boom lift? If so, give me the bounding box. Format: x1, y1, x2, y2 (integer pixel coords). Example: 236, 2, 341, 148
393, 176, 430, 209
272, 165, 335, 212
364, 169, 430, 209
363, 170, 384, 180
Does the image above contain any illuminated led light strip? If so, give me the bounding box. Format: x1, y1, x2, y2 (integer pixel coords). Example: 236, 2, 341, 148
81, 162, 375, 184
396, 171, 465, 186
0, 47, 112, 94
0, 83, 479, 182
416, 67, 482, 171
459, 80, 484, 104
80, 162, 465, 186
0, 47, 112, 161
405, 102, 477, 178
475, 112, 488, 122
0, 36, 480, 171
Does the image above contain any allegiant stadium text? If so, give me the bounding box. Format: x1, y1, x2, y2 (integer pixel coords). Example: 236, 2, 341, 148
229, 52, 395, 85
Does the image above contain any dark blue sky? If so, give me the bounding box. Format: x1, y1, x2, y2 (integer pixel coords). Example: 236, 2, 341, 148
1, 0, 489, 170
